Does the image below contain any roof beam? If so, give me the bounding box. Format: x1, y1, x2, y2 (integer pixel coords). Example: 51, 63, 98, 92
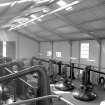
77, 17, 105, 25
40, 37, 98, 42
89, 28, 105, 32
13, 30, 39, 42
0, 2, 33, 19
54, 13, 101, 43
24, 28, 50, 41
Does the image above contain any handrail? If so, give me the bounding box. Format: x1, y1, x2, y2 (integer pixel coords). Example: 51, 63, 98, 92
0, 65, 51, 105
31, 57, 105, 75
4, 95, 74, 105
31, 57, 105, 69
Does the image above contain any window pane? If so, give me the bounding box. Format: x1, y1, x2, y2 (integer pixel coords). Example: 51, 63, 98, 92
3, 41, 6, 57
81, 51, 88, 55
80, 43, 89, 59
56, 52, 62, 58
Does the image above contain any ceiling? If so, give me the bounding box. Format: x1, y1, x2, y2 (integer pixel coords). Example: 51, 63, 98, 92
0, 0, 105, 42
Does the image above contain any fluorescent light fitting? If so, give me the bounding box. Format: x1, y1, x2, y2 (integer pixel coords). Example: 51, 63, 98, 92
0, 3, 10, 7
35, 0, 50, 4
56, 0, 67, 7
65, 6, 73, 11
42, 8, 50, 13
30, 14, 42, 21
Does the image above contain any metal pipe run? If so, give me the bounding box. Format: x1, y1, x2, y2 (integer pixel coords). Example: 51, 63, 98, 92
4, 67, 34, 89
0, 65, 51, 105
4, 95, 75, 105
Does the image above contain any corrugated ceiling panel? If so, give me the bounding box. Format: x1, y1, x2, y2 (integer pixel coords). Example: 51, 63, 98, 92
71, 0, 100, 12
19, 30, 45, 41
0, 6, 8, 14
26, 24, 44, 32
0, 0, 12, 3
63, 33, 92, 39
57, 0, 100, 15
82, 20, 105, 30
55, 26, 79, 33
32, 37, 46, 41
42, 18, 67, 29
67, 5, 105, 24
93, 31, 105, 38
44, 35, 63, 40
41, 15, 56, 22
36, 31, 53, 36
3, 2, 32, 16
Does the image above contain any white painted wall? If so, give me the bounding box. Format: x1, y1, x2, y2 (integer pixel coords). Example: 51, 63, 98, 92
71, 41, 80, 63
40, 40, 105, 84
40, 41, 71, 62
40, 42, 52, 59
18, 35, 39, 59
40, 40, 100, 66
53, 41, 71, 62
0, 30, 39, 59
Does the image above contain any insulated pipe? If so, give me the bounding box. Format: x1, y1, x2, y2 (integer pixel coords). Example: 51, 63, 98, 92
4, 95, 75, 105
0, 65, 51, 105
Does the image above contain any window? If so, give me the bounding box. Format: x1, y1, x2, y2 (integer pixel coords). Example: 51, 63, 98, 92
47, 51, 52, 57
3, 41, 6, 57
56, 52, 62, 58
80, 43, 89, 59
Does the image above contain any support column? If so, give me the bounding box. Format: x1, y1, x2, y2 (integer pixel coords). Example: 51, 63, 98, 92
78, 41, 81, 65
50, 41, 54, 59
38, 42, 41, 58
16, 35, 20, 59
98, 40, 102, 78
68, 41, 72, 63
78, 41, 81, 79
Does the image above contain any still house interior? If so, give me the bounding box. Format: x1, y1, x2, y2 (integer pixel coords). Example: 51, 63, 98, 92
0, 0, 105, 105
